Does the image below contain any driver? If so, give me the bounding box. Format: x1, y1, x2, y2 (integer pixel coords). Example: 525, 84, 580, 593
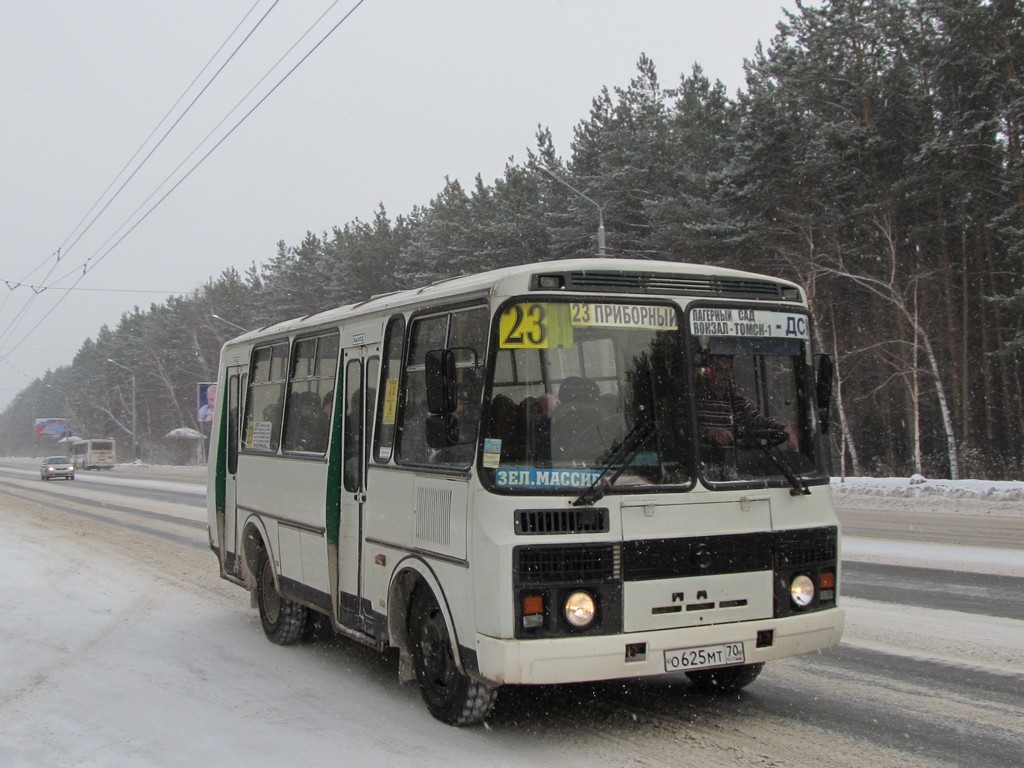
696, 355, 799, 453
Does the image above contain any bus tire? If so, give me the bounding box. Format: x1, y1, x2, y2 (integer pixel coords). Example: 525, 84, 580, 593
686, 662, 764, 694
255, 546, 308, 646
408, 586, 497, 726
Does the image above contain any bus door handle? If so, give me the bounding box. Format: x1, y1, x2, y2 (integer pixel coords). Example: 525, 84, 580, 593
739, 495, 769, 511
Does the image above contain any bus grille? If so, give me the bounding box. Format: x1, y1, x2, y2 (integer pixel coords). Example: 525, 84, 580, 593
515, 544, 620, 584
515, 507, 609, 535
774, 526, 838, 567
546, 270, 787, 300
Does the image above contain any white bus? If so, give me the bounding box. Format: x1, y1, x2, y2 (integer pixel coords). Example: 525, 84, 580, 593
70, 438, 117, 470
207, 258, 843, 725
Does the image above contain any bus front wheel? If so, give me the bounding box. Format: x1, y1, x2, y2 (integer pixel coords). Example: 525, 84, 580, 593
686, 662, 764, 693
255, 547, 308, 645
408, 586, 497, 726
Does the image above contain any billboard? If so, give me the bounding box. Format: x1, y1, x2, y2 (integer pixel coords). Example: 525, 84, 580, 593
198, 382, 218, 422
34, 417, 71, 438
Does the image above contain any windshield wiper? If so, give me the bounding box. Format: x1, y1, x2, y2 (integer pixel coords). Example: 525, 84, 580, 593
572, 421, 655, 507
735, 428, 810, 496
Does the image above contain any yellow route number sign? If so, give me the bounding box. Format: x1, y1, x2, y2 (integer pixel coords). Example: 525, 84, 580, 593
499, 303, 574, 349
498, 301, 677, 349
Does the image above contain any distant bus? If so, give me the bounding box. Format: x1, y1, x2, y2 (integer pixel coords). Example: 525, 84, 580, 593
207, 258, 843, 726
71, 438, 116, 470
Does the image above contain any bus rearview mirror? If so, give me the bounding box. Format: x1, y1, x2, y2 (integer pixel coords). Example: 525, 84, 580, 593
425, 349, 458, 415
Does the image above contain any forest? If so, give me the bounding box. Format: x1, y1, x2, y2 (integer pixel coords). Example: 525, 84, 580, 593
2, 0, 1022, 480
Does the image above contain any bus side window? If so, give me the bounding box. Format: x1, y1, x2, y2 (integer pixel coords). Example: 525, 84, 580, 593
374, 315, 405, 462
396, 306, 487, 467
242, 342, 287, 453
281, 332, 338, 455
343, 361, 362, 491
397, 315, 446, 464
227, 374, 240, 474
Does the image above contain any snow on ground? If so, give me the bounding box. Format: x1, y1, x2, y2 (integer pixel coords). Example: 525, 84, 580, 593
831, 475, 1024, 517
1, 461, 1020, 765
841, 536, 1024, 574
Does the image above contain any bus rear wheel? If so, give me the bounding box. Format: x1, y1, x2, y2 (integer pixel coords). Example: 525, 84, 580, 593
255, 547, 308, 645
686, 662, 764, 693
408, 586, 497, 726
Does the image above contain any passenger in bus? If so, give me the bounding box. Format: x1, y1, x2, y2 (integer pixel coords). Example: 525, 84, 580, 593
696, 355, 799, 453
262, 402, 282, 450
317, 390, 335, 446
557, 376, 600, 404
520, 393, 558, 465
288, 391, 328, 453
488, 394, 523, 462
550, 377, 611, 464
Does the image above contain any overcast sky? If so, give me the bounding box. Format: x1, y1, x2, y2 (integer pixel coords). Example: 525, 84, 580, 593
0, 0, 799, 409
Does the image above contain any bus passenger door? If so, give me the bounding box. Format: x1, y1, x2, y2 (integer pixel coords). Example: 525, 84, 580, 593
220, 368, 245, 578
338, 348, 378, 632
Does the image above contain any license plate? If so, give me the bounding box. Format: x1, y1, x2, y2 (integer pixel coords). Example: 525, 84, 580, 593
664, 642, 745, 672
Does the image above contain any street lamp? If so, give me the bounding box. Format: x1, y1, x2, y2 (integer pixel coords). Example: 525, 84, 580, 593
211, 314, 250, 333
537, 165, 606, 255
106, 359, 137, 462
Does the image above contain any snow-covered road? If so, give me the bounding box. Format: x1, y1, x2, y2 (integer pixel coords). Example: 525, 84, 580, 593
1, 465, 1021, 767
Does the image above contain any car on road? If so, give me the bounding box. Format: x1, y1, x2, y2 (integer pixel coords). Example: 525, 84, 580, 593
41, 456, 75, 481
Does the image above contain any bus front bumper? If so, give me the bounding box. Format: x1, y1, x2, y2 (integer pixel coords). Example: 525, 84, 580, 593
474, 607, 844, 686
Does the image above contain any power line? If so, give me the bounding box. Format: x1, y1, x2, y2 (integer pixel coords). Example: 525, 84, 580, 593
61, 0, 284, 278
57, 0, 268, 260
0, 1, 273, 361
50, 0, 353, 290
0, 0, 368, 369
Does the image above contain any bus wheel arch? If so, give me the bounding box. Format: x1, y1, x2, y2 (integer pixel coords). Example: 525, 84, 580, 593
387, 565, 458, 681
386, 565, 466, 676
241, 519, 308, 646
388, 565, 497, 726
240, 519, 272, 590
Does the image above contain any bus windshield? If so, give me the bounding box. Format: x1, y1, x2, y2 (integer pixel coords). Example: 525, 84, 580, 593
481, 299, 824, 494
689, 305, 823, 488
483, 299, 691, 493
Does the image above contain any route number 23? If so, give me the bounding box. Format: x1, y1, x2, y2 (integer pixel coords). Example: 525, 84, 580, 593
500, 303, 548, 348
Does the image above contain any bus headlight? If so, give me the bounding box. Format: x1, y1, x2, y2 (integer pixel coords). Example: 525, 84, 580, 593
564, 591, 596, 628
790, 574, 815, 608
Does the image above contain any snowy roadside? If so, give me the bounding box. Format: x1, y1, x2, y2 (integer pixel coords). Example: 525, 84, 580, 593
831, 475, 1024, 516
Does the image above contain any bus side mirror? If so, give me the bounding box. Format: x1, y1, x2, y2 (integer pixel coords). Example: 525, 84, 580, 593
815, 354, 833, 433
425, 349, 460, 448
425, 349, 458, 415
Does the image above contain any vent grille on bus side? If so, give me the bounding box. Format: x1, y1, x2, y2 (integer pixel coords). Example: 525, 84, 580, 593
415, 487, 452, 546
515, 544, 621, 584
515, 507, 609, 535
532, 270, 786, 300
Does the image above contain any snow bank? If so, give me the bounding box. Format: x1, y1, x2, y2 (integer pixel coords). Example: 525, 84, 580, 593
831, 475, 1024, 502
